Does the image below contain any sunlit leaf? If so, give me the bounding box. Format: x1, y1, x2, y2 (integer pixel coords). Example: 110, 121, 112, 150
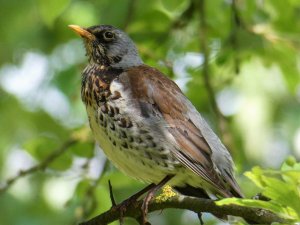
216, 198, 295, 220
262, 177, 300, 218
244, 166, 265, 189
69, 142, 94, 158
243, 163, 300, 221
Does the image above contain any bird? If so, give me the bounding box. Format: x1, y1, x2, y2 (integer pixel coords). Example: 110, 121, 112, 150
69, 24, 243, 223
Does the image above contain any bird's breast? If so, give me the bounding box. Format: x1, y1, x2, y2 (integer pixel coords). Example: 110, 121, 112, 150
81, 69, 181, 183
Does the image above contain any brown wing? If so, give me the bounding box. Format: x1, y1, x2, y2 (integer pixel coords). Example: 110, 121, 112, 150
122, 65, 242, 197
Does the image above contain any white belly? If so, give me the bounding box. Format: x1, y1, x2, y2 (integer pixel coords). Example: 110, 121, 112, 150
86, 105, 180, 184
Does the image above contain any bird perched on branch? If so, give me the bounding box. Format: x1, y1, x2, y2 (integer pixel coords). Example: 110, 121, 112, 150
69, 24, 243, 223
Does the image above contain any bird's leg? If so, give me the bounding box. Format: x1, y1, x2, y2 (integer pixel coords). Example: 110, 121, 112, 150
141, 175, 174, 224
111, 182, 156, 224
110, 175, 173, 224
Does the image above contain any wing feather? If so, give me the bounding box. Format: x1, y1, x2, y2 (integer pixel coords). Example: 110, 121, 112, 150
121, 65, 243, 197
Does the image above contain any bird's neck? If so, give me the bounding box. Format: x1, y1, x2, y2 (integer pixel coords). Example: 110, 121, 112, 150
88, 53, 143, 70
110, 55, 143, 69
84, 63, 123, 77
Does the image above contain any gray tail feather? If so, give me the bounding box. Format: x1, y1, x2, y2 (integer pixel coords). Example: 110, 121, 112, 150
174, 183, 243, 199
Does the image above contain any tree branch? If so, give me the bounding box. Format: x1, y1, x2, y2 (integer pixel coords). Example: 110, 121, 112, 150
79, 195, 286, 225
230, 0, 242, 74
0, 139, 77, 193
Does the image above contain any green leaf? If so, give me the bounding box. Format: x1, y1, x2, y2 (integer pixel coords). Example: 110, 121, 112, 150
280, 156, 300, 189
243, 163, 300, 221
262, 177, 300, 218
74, 179, 92, 200
69, 141, 94, 158
48, 153, 72, 171
23, 136, 59, 161
216, 198, 294, 220
281, 170, 300, 186
90, 185, 112, 217
23, 136, 72, 171
244, 166, 265, 189
281, 156, 300, 171
37, 0, 71, 27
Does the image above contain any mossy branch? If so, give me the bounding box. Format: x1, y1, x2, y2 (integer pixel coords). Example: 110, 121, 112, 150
79, 195, 286, 225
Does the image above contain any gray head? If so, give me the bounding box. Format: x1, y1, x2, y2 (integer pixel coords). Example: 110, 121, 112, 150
69, 24, 143, 68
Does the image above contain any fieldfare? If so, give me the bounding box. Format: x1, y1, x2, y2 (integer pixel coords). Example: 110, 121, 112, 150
69, 24, 243, 223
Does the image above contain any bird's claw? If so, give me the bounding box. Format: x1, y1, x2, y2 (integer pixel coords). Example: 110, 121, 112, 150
140, 190, 155, 224
111, 195, 140, 225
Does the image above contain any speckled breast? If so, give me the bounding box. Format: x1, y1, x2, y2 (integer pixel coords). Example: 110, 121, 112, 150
81, 65, 180, 183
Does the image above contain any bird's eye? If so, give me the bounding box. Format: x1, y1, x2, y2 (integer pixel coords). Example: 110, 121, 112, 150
103, 31, 115, 41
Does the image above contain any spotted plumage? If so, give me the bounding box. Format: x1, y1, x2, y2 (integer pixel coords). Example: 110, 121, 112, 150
69, 24, 243, 204
82, 64, 182, 184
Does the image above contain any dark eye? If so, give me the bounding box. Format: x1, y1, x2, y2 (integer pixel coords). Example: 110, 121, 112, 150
103, 31, 115, 41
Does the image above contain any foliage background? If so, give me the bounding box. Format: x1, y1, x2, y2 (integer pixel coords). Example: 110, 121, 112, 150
0, 0, 300, 224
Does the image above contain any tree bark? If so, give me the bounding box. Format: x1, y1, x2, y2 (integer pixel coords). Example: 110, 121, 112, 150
79, 195, 286, 225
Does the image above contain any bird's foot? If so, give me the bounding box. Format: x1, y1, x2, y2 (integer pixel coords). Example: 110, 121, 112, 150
112, 195, 140, 225
109, 175, 174, 225
140, 175, 174, 225
140, 189, 155, 224
109, 181, 157, 225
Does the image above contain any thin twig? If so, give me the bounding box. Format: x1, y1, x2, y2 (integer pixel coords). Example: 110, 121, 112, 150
123, 0, 136, 31
108, 180, 116, 207
0, 139, 77, 193
108, 180, 124, 225
81, 173, 103, 219
230, 0, 241, 74
198, 0, 227, 136
197, 212, 204, 225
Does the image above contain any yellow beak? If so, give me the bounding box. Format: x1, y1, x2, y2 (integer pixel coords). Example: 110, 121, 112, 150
68, 25, 95, 40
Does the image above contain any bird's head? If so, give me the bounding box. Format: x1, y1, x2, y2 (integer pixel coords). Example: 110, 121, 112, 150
69, 24, 143, 69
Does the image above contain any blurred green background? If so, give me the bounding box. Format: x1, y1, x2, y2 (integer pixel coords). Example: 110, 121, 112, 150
0, 0, 300, 224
